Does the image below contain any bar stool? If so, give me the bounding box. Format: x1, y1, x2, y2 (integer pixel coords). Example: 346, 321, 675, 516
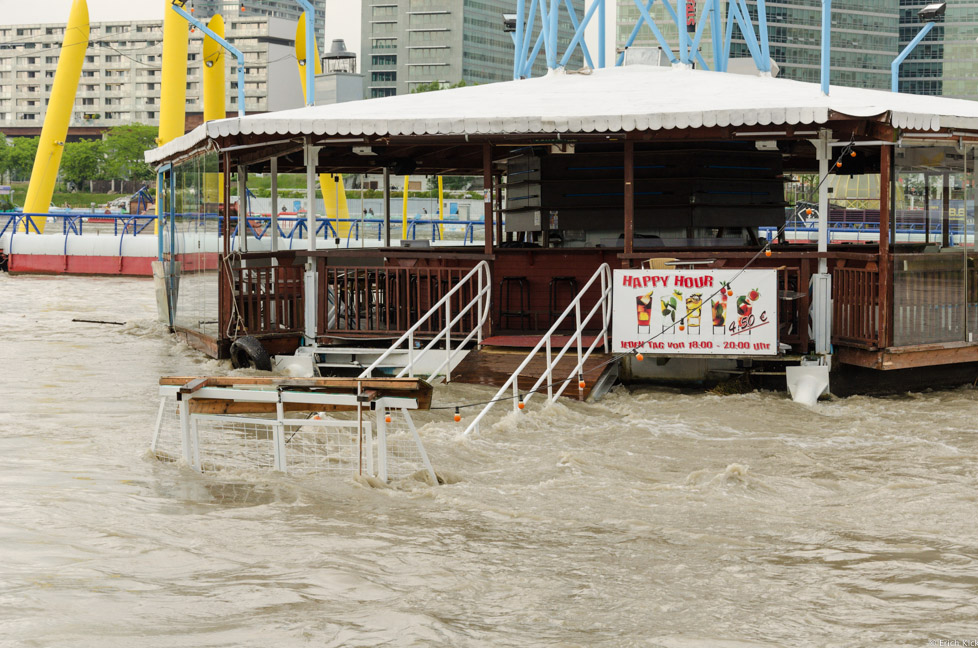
549, 276, 578, 324
499, 276, 531, 330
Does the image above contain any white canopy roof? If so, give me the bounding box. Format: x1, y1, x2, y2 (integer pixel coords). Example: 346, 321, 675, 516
146, 64, 978, 164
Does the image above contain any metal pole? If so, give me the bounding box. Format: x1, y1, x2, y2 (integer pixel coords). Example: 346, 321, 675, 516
757, 0, 771, 72
383, 168, 391, 247
820, 0, 831, 95
270, 157, 278, 253
598, 0, 606, 68
548, 0, 560, 69
624, 140, 635, 256
891, 22, 935, 93
678, 0, 689, 65
305, 137, 317, 252
711, 0, 724, 70
237, 165, 248, 252
879, 143, 892, 349
515, 0, 526, 79
170, 4, 245, 116
295, 0, 316, 106
483, 144, 493, 255
817, 130, 830, 273
303, 137, 319, 344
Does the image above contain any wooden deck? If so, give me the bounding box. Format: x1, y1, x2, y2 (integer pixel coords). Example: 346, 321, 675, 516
451, 345, 615, 401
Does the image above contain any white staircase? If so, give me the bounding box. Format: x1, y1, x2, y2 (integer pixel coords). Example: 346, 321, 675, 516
358, 261, 492, 381
462, 263, 614, 436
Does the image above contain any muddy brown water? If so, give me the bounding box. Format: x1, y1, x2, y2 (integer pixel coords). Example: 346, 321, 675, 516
2, 274, 977, 647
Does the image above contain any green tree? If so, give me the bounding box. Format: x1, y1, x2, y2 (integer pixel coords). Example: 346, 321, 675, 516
7, 136, 40, 182
102, 124, 158, 181
411, 80, 469, 93
60, 139, 104, 189
0, 132, 9, 179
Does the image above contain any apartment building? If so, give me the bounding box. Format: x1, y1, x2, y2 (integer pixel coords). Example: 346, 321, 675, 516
360, 0, 585, 98
194, 0, 328, 45
0, 16, 303, 136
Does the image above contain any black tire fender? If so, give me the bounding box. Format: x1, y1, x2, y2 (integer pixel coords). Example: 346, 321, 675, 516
230, 336, 272, 371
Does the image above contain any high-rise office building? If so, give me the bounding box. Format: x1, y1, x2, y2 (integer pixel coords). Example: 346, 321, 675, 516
361, 0, 585, 98
898, 0, 978, 100
0, 17, 302, 136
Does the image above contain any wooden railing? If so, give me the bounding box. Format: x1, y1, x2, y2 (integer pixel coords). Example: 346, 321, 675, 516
319, 264, 482, 338
832, 267, 880, 348
233, 261, 305, 336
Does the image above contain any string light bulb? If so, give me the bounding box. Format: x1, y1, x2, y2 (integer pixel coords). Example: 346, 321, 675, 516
765, 245, 772, 257
385, 414, 391, 423
453, 408, 461, 423
836, 161, 842, 168
850, 150, 857, 158
636, 352, 644, 361
578, 375, 586, 390
805, 208, 812, 215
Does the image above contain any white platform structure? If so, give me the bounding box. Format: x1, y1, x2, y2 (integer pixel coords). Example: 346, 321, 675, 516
152, 377, 437, 483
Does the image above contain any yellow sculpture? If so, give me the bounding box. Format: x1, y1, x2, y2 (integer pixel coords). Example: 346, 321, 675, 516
159, 0, 188, 146
203, 15, 226, 206
22, 0, 89, 233
295, 12, 351, 238
202, 15, 226, 123
156, 0, 189, 235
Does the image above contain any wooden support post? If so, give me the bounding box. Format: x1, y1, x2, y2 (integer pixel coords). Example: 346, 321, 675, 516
624, 140, 635, 256
494, 171, 504, 247
484, 143, 493, 256
924, 171, 931, 245
879, 144, 892, 349
943, 171, 951, 248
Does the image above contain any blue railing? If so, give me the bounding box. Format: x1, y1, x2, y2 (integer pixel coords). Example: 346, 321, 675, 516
0, 212, 157, 237
762, 219, 973, 244
2, 211, 488, 249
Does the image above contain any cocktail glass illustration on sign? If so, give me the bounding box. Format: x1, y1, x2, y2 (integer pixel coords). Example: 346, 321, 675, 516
685, 293, 703, 334
736, 288, 760, 334
711, 299, 726, 333
660, 290, 681, 332
636, 291, 653, 333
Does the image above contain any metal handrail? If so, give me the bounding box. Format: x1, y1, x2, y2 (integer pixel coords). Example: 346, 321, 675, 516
358, 260, 491, 382
463, 263, 613, 437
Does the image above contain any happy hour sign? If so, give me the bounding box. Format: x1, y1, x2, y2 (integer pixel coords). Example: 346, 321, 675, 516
612, 269, 779, 356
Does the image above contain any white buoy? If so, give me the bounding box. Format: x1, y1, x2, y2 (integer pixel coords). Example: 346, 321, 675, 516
786, 365, 830, 406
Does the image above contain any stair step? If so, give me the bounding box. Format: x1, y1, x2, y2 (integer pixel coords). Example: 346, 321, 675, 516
451, 348, 617, 401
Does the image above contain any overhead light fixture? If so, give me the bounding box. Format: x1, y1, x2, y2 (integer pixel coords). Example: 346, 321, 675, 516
353, 146, 376, 156
918, 2, 946, 20
502, 13, 517, 33
391, 159, 417, 175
